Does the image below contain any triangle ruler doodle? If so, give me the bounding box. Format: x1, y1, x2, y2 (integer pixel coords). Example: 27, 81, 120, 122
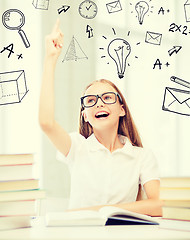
62, 36, 88, 62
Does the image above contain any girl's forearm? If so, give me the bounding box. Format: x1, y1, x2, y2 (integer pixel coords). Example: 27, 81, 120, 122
111, 199, 163, 217
39, 56, 57, 130
39, 19, 63, 132
70, 199, 163, 217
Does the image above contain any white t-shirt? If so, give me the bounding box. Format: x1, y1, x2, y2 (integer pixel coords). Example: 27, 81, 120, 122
57, 132, 160, 209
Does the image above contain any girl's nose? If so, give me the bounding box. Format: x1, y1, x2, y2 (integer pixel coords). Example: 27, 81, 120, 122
96, 97, 104, 108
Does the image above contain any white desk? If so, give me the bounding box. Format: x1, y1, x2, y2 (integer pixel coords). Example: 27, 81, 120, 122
0, 217, 190, 240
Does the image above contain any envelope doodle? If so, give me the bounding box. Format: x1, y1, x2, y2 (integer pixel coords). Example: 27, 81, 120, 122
106, 0, 122, 14
145, 31, 162, 45
162, 76, 190, 116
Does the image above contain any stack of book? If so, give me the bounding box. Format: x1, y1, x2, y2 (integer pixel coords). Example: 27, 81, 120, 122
0, 154, 45, 230
160, 177, 190, 221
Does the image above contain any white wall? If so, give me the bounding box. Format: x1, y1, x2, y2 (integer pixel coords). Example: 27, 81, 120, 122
0, 0, 42, 154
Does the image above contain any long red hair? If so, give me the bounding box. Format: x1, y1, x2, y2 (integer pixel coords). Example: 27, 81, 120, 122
79, 79, 143, 147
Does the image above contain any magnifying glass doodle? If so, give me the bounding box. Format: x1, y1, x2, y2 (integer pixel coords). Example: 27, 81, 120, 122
2, 9, 30, 48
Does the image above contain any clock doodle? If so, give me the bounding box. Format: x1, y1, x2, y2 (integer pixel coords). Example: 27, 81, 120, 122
79, 0, 98, 19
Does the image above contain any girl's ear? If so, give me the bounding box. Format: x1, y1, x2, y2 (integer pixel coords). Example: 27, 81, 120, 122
82, 110, 88, 122
119, 104, 126, 117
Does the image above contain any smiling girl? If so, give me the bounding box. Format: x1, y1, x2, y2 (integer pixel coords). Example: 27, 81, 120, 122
39, 19, 163, 216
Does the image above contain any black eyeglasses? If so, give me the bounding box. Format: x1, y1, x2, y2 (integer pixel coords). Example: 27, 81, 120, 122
80, 92, 122, 108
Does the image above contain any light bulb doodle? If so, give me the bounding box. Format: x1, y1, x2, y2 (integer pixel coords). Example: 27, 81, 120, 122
135, 1, 149, 25
107, 38, 131, 79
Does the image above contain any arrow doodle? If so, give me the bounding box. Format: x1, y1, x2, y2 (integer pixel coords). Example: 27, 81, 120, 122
57, 5, 70, 14
168, 46, 182, 56
86, 25, 93, 38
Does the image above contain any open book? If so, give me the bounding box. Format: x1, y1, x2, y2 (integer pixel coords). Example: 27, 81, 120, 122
46, 206, 159, 226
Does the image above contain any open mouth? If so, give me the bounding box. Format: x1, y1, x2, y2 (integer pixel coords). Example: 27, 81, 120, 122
95, 111, 110, 119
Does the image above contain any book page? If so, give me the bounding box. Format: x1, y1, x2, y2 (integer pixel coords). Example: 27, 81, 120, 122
46, 210, 107, 226
99, 206, 157, 223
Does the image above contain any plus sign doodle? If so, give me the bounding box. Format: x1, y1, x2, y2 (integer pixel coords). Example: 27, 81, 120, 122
153, 59, 171, 70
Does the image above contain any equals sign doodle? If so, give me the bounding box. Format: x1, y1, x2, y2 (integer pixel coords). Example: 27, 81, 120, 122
86, 25, 93, 38
57, 5, 70, 14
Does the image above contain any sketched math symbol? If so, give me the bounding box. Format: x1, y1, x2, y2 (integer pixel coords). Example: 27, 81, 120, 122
2, 9, 30, 48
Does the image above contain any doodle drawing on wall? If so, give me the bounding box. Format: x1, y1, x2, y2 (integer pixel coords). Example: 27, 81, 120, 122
168, 46, 182, 56
32, 0, 50, 10
57, 5, 70, 15
145, 31, 162, 45
184, 0, 190, 22
62, 36, 88, 62
78, 0, 98, 19
135, 1, 149, 24
2, 9, 30, 48
162, 76, 190, 116
106, 0, 122, 14
0, 70, 28, 106
108, 38, 131, 79
86, 25, 93, 38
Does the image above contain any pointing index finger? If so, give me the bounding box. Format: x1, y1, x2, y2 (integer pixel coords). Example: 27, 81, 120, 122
52, 18, 60, 33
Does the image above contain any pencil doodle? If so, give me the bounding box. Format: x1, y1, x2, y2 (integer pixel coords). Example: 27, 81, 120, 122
162, 76, 190, 116
145, 31, 162, 45
78, 0, 98, 19
106, 0, 122, 14
0, 70, 28, 106
2, 9, 30, 48
86, 25, 93, 38
184, 0, 190, 22
62, 36, 88, 62
32, 0, 50, 10
171, 76, 190, 89
57, 5, 70, 14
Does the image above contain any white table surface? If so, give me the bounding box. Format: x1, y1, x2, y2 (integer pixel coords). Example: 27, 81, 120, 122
0, 217, 190, 240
